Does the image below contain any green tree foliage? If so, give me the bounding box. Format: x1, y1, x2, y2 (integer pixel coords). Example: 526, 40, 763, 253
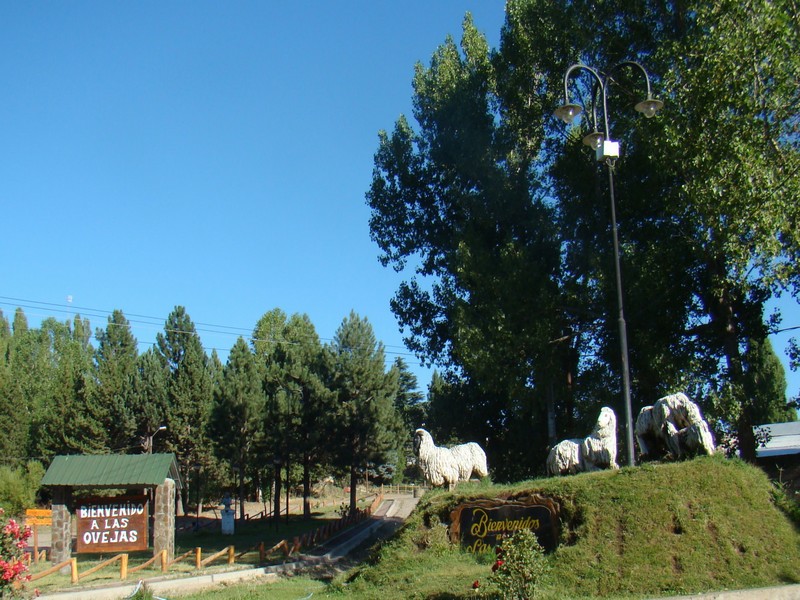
742, 338, 795, 425
392, 357, 426, 457
130, 348, 170, 453
368, 0, 800, 470
208, 337, 265, 520
156, 306, 214, 511
0, 461, 44, 515
94, 310, 139, 452
4, 310, 52, 463
252, 309, 330, 520
0, 311, 19, 464
252, 307, 293, 522
325, 312, 403, 514
29, 317, 106, 460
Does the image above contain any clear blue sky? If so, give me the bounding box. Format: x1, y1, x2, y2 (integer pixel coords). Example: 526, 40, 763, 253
2, 1, 799, 404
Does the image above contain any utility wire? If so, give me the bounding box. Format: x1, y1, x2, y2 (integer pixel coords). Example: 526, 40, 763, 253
0, 295, 430, 370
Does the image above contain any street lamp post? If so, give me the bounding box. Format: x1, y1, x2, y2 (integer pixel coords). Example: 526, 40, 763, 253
144, 425, 167, 454
555, 61, 663, 467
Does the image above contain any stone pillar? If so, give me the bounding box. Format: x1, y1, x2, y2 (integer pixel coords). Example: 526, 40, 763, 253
153, 478, 176, 560
50, 487, 72, 569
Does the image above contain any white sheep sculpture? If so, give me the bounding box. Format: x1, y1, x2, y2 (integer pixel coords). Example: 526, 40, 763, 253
413, 428, 488, 490
547, 407, 619, 476
635, 392, 715, 460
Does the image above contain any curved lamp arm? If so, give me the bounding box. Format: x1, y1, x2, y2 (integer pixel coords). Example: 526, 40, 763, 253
607, 60, 664, 118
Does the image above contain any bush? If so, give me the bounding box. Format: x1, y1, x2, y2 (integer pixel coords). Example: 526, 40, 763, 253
0, 462, 44, 516
0, 507, 31, 598
487, 529, 550, 599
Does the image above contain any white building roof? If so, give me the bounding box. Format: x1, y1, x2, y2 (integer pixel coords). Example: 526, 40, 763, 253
754, 421, 800, 458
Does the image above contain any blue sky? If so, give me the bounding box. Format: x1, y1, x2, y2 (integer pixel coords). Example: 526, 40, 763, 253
2, 2, 799, 403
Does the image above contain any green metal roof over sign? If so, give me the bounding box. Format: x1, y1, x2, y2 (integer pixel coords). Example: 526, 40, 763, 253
41, 454, 182, 489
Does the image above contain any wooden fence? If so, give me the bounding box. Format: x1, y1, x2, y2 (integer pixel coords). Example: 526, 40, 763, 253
24, 494, 384, 589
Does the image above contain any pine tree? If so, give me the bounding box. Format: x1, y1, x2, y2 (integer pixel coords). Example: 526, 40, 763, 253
326, 312, 403, 514
130, 348, 170, 453
94, 310, 139, 452
208, 337, 265, 520
156, 306, 214, 512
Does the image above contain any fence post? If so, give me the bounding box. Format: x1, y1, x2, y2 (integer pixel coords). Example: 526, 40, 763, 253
160, 549, 168, 573
194, 547, 202, 570
70, 558, 78, 584
259, 541, 265, 563
32, 524, 39, 564
120, 554, 128, 580
227, 546, 235, 565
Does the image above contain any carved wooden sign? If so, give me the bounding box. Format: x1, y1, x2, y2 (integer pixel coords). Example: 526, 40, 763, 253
76, 495, 149, 553
449, 494, 560, 553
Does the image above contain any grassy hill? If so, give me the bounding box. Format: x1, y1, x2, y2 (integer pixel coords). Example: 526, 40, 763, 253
331, 456, 800, 599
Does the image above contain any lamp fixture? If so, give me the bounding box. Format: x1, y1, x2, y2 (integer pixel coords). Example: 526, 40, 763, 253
634, 97, 664, 118
554, 103, 583, 124
582, 131, 604, 149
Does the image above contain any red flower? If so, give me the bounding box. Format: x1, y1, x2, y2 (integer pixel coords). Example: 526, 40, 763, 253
492, 559, 504, 572
472, 580, 481, 589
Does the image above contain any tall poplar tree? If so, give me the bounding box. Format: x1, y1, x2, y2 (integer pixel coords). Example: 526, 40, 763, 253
369, 0, 799, 469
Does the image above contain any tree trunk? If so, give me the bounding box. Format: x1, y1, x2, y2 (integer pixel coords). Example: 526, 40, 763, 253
546, 381, 557, 445
712, 282, 756, 462
238, 466, 245, 521
303, 453, 311, 520
349, 464, 358, 516
273, 461, 281, 526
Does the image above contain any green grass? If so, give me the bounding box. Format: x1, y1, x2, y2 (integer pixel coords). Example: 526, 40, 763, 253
32, 458, 800, 599
24, 500, 355, 595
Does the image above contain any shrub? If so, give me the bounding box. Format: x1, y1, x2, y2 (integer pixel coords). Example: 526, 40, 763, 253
487, 529, 550, 599
0, 462, 44, 516
0, 507, 31, 598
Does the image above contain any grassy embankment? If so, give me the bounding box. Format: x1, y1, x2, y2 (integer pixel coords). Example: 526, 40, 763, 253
177, 456, 800, 599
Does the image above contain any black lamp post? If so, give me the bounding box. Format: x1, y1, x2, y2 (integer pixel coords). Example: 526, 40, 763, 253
555, 61, 663, 467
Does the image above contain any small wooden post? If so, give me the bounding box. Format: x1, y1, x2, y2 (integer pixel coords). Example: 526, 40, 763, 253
194, 547, 202, 570
70, 558, 78, 584
120, 554, 128, 580
160, 549, 168, 572
227, 546, 235, 565
259, 541, 265, 563
32, 524, 39, 564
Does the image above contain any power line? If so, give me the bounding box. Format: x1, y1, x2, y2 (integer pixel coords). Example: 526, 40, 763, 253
0, 295, 430, 370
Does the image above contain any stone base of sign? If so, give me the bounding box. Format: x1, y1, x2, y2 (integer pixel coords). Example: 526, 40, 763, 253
449, 493, 560, 553
51, 488, 73, 570
153, 478, 176, 560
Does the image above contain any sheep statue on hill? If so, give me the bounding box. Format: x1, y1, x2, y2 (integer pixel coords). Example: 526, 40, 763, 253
635, 392, 715, 461
413, 428, 488, 490
546, 406, 619, 476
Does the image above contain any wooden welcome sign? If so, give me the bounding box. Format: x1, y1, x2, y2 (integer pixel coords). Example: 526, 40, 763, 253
76, 495, 149, 553
449, 493, 560, 553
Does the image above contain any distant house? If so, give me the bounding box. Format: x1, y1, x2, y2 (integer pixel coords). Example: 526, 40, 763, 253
754, 421, 800, 460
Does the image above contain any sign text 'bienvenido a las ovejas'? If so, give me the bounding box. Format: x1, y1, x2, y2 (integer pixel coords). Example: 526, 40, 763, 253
76, 496, 149, 553
449, 494, 560, 553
